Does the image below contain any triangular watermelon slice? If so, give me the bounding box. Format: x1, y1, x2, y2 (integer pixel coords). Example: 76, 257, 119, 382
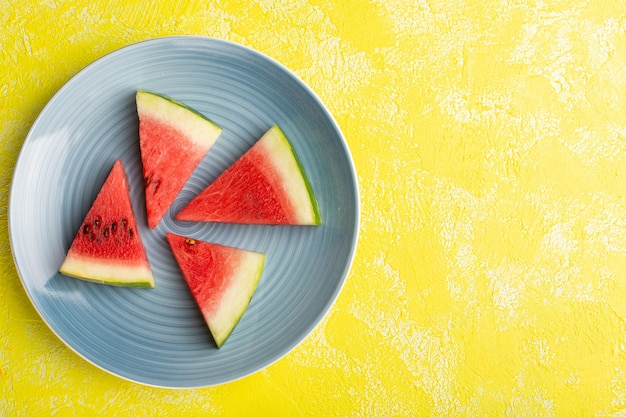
136, 90, 222, 228
166, 233, 265, 348
175, 125, 321, 225
59, 160, 155, 287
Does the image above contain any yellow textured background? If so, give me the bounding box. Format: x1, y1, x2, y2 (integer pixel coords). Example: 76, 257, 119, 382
3, 0, 626, 415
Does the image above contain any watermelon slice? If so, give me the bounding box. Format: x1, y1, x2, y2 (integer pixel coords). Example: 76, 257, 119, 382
166, 233, 265, 348
175, 125, 321, 225
136, 90, 222, 228
59, 160, 155, 287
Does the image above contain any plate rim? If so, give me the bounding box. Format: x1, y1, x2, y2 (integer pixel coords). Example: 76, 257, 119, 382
8, 35, 360, 388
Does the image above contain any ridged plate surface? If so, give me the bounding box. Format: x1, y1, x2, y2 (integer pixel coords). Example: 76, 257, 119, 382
9, 37, 359, 388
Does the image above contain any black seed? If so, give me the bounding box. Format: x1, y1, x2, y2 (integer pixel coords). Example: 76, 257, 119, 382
121, 218, 128, 229
82, 224, 91, 234
128, 229, 134, 238
103, 228, 109, 237
93, 216, 101, 228
111, 222, 117, 232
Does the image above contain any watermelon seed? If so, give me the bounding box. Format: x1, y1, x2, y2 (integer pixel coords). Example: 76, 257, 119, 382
127, 229, 134, 239
146, 175, 162, 192
110, 222, 117, 232
93, 216, 101, 228
185, 238, 196, 245
121, 218, 128, 229
103, 228, 110, 238
82, 224, 91, 235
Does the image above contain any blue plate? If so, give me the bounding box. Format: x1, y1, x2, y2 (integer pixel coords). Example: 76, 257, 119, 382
9, 37, 359, 388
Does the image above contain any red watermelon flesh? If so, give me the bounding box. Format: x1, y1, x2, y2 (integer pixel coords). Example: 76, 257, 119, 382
166, 233, 265, 348
137, 90, 222, 229
175, 125, 321, 225
59, 160, 155, 287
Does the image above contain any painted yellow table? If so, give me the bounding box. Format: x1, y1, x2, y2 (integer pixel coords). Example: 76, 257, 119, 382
4, 0, 626, 415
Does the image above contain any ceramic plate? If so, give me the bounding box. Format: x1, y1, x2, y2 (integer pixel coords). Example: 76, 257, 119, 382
9, 37, 359, 388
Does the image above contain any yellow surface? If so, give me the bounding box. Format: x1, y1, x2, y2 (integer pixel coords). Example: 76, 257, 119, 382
3, 0, 626, 415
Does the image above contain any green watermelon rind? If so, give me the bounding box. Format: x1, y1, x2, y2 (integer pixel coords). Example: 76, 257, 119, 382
208, 251, 265, 348
270, 125, 322, 225
136, 89, 222, 132
59, 272, 155, 288
60, 255, 155, 287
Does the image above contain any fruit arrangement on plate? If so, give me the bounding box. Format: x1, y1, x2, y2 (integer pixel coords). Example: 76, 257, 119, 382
59, 90, 321, 348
